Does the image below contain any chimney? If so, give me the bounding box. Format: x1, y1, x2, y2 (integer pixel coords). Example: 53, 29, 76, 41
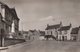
70, 23, 72, 27
79, 26, 80, 29
60, 21, 62, 25
60, 21, 62, 27
47, 24, 49, 27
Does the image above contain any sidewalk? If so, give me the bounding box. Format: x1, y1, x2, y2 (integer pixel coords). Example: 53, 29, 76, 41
7, 39, 35, 52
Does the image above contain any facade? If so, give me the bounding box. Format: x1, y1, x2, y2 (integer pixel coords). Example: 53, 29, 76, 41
18, 31, 28, 39
45, 22, 73, 40
58, 24, 72, 41
39, 31, 45, 36
10, 8, 20, 38
45, 22, 62, 39
28, 30, 40, 40
77, 26, 80, 41
0, 2, 19, 38
0, 2, 13, 38
0, 13, 4, 35
71, 27, 80, 41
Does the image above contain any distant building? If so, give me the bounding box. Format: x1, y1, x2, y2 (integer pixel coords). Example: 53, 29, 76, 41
0, 2, 20, 38
71, 26, 80, 41
45, 22, 73, 41
45, 22, 62, 39
28, 30, 40, 40
58, 24, 72, 40
18, 31, 28, 39
39, 31, 45, 36
77, 26, 80, 41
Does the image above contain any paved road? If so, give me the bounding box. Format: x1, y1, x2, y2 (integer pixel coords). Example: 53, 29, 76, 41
25, 40, 80, 52
8, 40, 80, 52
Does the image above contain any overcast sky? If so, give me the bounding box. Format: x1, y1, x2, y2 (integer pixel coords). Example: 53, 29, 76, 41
0, 0, 80, 31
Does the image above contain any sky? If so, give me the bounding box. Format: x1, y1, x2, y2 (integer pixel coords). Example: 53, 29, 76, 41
0, 0, 80, 31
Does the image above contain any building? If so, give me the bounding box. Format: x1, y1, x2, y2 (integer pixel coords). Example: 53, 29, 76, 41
39, 31, 45, 40
45, 22, 62, 39
39, 31, 45, 36
58, 24, 72, 41
10, 8, 20, 38
0, 2, 20, 38
45, 21, 73, 41
18, 31, 28, 39
28, 30, 40, 40
0, 2, 13, 38
71, 27, 80, 41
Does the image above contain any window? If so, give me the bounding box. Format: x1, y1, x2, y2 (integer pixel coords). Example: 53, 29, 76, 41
64, 30, 67, 34
60, 31, 62, 35
51, 31, 52, 35
2, 8, 5, 19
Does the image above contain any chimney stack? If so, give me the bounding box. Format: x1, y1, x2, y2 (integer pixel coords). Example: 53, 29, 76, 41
47, 24, 49, 27
70, 23, 72, 27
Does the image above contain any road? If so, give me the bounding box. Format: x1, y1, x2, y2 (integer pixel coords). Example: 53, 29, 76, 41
24, 40, 80, 52
8, 40, 80, 52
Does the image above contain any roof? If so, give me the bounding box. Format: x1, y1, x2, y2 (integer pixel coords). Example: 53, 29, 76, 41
45, 24, 60, 30
0, 2, 19, 21
10, 8, 20, 20
0, 1, 6, 5
18, 31, 28, 35
71, 27, 79, 34
58, 26, 71, 31
29, 30, 35, 32
39, 31, 45, 36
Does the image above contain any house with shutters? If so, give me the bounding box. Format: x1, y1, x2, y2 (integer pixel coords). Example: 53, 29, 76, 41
58, 24, 72, 41
45, 22, 62, 39
45, 21, 73, 41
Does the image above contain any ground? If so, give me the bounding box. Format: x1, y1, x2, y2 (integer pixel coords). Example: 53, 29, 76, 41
7, 39, 80, 52
24, 40, 80, 52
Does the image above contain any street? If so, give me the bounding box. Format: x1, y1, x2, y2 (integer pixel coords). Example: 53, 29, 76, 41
7, 39, 80, 52
25, 40, 80, 52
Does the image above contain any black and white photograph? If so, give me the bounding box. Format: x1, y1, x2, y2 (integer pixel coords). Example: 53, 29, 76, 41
0, 0, 80, 52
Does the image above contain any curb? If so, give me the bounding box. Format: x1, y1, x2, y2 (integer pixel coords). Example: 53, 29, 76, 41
7, 39, 34, 48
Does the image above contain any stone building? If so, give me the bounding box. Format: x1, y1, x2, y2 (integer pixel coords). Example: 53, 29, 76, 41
58, 24, 72, 41
71, 26, 80, 41
45, 22, 62, 39
0, 2, 19, 38
10, 8, 20, 38
45, 22, 73, 41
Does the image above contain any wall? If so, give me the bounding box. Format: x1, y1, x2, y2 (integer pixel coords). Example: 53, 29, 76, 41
0, 38, 25, 47
77, 28, 80, 41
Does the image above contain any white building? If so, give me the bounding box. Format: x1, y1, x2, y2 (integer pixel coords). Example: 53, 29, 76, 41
45, 22, 62, 39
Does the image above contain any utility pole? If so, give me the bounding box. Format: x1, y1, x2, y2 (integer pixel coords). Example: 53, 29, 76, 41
1, 29, 4, 47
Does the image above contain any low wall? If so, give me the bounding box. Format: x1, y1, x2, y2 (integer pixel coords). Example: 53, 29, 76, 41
0, 38, 26, 47
0, 39, 33, 52
4, 38, 26, 46
7, 39, 34, 52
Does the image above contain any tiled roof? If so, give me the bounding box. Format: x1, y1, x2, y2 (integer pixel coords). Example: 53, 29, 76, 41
45, 24, 60, 30
58, 26, 71, 31
71, 27, 79, 34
